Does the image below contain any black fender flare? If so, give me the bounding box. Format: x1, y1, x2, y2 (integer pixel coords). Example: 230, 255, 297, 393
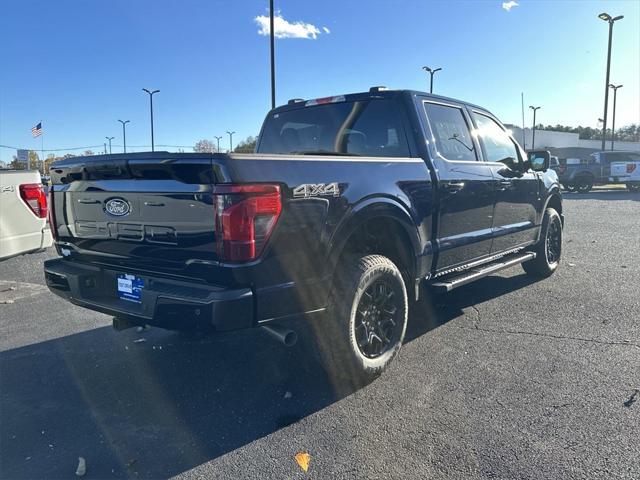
325, 196, 422, 280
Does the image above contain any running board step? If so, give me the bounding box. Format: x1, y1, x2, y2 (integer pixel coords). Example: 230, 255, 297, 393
430, 252, 536, 292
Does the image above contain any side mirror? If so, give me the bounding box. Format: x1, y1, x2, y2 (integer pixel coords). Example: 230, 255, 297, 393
527, 150, 550, 172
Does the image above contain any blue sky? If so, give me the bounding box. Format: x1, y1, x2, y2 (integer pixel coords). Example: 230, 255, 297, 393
1, 0, 638, 162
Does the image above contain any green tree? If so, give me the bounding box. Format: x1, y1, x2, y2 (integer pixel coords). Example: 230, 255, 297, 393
234, 136, 257, 153
9, 155, 24, 169
28, 151, 41, 171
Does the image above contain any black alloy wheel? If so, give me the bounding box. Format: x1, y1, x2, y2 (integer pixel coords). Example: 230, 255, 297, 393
545, 214, 562, 264
354, 280, 399, 359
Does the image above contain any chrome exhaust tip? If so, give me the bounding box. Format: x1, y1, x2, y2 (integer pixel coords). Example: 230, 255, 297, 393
261, 324, 298, 347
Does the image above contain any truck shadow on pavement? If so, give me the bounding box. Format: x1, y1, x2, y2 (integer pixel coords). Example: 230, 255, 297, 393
1, 272, 537, 479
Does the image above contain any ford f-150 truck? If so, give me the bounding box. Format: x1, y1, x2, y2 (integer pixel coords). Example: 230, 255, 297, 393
44, 88, 563, 382
1, 170, 53, 261
610, 159, 640, 192
555, 150, 640, 192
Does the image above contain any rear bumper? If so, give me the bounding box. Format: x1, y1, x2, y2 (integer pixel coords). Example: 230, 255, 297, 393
44, 258, 253, 331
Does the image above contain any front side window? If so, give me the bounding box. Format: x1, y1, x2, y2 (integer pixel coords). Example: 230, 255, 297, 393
257, 99, 410, 157
423, 102, 476, 161
472, 112, 520, 169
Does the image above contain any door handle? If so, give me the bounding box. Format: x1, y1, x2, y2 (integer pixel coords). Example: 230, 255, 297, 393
444, 181, 465, 192
498, 180, 512, 190
77, 198, 100, 204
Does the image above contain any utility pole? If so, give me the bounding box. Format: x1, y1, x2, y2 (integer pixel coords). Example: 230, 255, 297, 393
521, 93, 526, 149
270, 0, 276, 109
609, 84, 623, 150
422, 66, 442, 94
598, 12, 624, 151
226, 131, 236, 152
142, 88, 160, 151
118, 120, 130, 153
529, 106, 541, 149
105, 136, 115, 154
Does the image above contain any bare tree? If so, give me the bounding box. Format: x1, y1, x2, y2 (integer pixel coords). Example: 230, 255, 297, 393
193, 139, 217, 153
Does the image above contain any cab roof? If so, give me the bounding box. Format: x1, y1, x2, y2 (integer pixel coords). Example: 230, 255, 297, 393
274, 88, 486, 114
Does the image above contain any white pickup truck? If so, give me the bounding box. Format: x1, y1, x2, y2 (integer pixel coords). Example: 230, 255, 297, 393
0, 170, 53, 260
610, 159, 640, 192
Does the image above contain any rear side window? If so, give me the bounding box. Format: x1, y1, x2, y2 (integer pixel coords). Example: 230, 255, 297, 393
471, 112, 521, 169
257, 99, 411, 157
423, 102, 476, 161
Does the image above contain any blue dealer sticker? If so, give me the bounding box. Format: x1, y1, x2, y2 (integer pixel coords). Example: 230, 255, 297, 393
117, 274, 144, 303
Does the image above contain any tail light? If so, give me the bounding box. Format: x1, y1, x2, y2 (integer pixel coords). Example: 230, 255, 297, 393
213, 184, 282, 262
627, 164, 637, 174
19, 183, 48, 219
48, 188, 58, 240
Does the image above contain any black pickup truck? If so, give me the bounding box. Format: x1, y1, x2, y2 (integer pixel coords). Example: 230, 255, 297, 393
45, 88, 563, 382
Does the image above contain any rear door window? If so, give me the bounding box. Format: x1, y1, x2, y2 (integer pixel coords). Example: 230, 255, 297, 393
258, 99, 411, 157
423, 102, 477, 161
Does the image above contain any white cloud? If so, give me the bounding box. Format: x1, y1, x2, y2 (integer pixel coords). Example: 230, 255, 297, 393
502, 1, 519, 11
254, 13, 327, 40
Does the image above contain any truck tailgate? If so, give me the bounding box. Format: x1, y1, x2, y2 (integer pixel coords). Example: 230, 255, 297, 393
49, 153, 223, 278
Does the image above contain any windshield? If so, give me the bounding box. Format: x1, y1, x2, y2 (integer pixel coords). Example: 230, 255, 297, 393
257, 99, 411, 157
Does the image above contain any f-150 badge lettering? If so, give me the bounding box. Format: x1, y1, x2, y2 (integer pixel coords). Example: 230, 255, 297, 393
293, 183, 340, 198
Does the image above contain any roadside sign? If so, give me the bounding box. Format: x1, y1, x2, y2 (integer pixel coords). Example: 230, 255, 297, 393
17, 149, 29, 165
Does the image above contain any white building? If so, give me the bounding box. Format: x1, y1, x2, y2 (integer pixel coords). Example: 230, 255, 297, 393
506, 126, 640, 153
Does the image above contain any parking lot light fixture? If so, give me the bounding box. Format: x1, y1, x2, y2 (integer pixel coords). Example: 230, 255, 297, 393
105, 136, 115, 154
226, 131, 236, 152
422, 66, 442, 94
529, 106, 541, 149
214, 136, 223, 153
142, 88, 160, 152
118, 120, 130, 153
608, 84, 623, 150
598, 12, 624, 151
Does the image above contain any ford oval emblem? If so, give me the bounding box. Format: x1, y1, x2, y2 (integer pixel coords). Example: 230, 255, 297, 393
104, 198, 131, 216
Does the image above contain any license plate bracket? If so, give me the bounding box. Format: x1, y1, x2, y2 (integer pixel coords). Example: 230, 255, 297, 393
117, 274, 144, 303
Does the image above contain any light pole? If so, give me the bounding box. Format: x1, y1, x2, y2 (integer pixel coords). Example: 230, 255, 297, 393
142, 88, 160, 151
214, 136, 223, 153
105, 136, 115, 154
118, 120, 130, 153
609, 84, 623, 150
422, 66, 442, 94
270, 0, 276, 109
529, 106, 541, 149
598, 12, 624, 151
226, 131, 236, 152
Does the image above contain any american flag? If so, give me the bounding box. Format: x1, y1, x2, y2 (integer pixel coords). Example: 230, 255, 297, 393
31, 122, 43, 138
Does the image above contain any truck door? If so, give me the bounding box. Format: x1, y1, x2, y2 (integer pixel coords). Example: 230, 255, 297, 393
422, 101, 495, 270
469, 110, 540, 253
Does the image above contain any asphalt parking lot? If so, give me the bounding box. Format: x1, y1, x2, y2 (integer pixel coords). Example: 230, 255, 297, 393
1, 189, 639, 479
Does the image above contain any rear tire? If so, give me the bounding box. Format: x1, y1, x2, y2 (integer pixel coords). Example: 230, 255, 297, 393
575, 176, 593, 193
523, 208, 562, 278
316, 255, 408, 387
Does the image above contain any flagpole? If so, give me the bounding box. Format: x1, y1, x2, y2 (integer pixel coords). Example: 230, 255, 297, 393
41, 121, 44, 173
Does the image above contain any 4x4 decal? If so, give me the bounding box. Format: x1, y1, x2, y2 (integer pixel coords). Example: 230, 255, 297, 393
293, 183, 340, 198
